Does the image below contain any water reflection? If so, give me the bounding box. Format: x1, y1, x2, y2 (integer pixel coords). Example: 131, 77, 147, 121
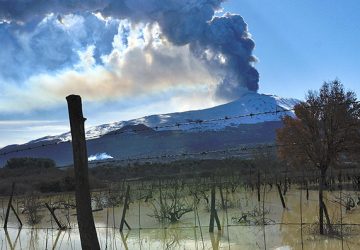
0, 188, 360, 249
120, 231, 129, 250
209, 231, 222, 250
4, 228, 20, 250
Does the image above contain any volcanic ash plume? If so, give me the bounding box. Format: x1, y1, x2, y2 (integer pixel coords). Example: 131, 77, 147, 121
0, 0, 259, 102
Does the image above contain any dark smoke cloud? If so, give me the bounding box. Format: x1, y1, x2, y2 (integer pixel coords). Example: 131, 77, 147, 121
0, 1, 108, 22
0, 13, 120, 82
0, 0, 259, 100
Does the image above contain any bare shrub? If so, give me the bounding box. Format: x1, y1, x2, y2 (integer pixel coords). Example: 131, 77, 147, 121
105, 190, 124, 207
232, 206, 274, 226
150, 185, 193, 223
92, 192, 105, 210
189, 184, 210, 211
304, 219, 359, 237
22, 192, 43, 225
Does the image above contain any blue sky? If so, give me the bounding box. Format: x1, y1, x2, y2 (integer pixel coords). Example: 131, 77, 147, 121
0, 0, 359, 147
225, 0, 360, 98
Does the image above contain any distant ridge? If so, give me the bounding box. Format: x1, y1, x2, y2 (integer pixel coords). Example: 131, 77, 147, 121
23, 92, 299, 144
0, 92, 300, 167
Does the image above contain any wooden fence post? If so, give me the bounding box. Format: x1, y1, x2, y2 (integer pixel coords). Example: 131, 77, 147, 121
276, 184, 286, 208
120, 185, 131, 231
219, 184, 225, 209
209, 185, 221, 232
4, 182, 15, 229
45, 203, 65, 230
257, 171, 261, 202
10, 204, 22, 228
209, 185, 215, 233
306, 181, 309, 201
3, 183, 22, 228
66, 95, 100, 250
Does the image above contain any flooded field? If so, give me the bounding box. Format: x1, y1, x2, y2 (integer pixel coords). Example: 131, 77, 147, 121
1, 184, 360, 249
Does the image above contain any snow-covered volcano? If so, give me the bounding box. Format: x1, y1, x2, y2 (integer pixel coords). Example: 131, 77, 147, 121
0, 92, 300, 167
32, 92, 299, 144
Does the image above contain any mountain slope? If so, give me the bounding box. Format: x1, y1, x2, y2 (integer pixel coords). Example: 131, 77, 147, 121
35, 92, 299, 143
0, 92, 300, 167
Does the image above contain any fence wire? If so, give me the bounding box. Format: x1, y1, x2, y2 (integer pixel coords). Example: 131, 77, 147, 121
0, 101, 359, 249
1, 174, 360, 249
1, 100, 359, 158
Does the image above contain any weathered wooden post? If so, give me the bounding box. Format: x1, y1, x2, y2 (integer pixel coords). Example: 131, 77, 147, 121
322, 200, 333, 232
209, 185, 215, 233
3, 183, 22, 229
209, 185, 221, 232
4, 182, 15, 229
10, 204, 22, 228
120, 185, 131, 231
66, 95, 100, 250
257, 171, 261, 202
306, 182, 309, 201
45, 203, 66, 230
276, 184, 286, 208
219, 184, 225, 209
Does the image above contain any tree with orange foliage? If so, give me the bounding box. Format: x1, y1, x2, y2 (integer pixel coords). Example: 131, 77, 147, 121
277, 80, 360, 235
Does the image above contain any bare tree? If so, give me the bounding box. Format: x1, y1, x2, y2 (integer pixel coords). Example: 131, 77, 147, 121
150, 185, 193, 223
277, 80, 360, 235
22, 192, 43, 225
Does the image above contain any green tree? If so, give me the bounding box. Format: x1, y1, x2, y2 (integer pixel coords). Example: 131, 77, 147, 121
277, 80, 360, 235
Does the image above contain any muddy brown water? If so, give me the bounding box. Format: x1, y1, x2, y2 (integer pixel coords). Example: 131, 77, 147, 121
1, 187, 360, 249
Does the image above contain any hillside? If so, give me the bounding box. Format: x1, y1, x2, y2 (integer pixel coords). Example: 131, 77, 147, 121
0, 92, 299, 167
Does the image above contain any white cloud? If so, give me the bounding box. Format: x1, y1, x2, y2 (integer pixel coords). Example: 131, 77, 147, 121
88, 153, 113, 161
0, 23, 218, 113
